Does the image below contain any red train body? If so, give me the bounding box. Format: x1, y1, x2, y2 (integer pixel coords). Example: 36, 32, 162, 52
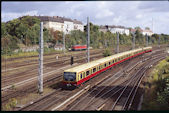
72, 45, 87, 51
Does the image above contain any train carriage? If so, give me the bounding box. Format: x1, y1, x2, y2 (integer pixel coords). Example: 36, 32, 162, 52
72, 45, 87, 51
63, 47, 152, 87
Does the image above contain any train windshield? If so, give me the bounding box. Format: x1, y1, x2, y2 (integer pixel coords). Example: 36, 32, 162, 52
64, 72, 76, 81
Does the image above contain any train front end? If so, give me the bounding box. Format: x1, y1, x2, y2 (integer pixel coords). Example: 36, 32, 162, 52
62, 71, 77, 88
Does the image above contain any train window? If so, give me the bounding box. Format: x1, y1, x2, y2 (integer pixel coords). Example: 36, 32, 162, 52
86, 71, 89, 76
104, 63, 106, 67
64, 72, 76, 81
109, 62, 111, 65
93, 68, 96, 73
99, 66, 101, 70
81, 73, 83, 79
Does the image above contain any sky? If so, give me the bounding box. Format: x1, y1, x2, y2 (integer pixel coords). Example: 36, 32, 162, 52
1, 1, 169, 34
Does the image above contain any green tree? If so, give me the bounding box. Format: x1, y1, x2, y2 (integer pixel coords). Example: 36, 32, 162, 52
145, 27, 150, 30
1, 22, 7, 37
135, 26, 141, 30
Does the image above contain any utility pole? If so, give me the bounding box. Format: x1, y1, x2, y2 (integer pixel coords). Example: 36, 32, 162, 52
158, 36, 160, 47
146, 34, 148, 47
152, 18, 153, 33
132, 33, 135, 50
63, 32, 65, 54
87, 17, 90, 62
38, 22, 43, 94
116, 32, 119, 53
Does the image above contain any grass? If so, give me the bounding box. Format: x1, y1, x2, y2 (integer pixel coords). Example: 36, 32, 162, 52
2, 87, 54, 111
1, 47, 64, 60
2, 98, 18, 111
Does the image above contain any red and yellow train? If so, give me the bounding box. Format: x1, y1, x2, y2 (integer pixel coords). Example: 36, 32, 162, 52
63, 47, 152, 87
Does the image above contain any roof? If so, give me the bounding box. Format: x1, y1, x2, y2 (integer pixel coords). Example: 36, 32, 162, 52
73, 19, 83, 25
143, 46, 152, 50
99, 25, 107, 29
34, 16, 64, 23
64, 48, 144, 73
108, 25, 126, 29
142, 29, 153, 33
33, 16, 83, 25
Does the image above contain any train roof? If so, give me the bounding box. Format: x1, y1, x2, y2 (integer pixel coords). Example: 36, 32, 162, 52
64, 47, 151, 73
143, 46, 152, 50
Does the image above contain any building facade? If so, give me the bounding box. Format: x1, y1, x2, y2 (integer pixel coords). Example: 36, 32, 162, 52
98, 25, 108, 33
130, 28, 153, 36
99, 25, 130, 35
34, 16, 84, 34
142, 29, 153, 36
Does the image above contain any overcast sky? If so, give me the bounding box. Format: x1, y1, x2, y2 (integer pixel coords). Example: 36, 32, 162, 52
2, 1, 169, 34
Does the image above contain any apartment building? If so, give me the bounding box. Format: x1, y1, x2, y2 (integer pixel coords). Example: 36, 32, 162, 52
34, 16, 84, 34
130, 28, 153, 36
99, 25, 130, 35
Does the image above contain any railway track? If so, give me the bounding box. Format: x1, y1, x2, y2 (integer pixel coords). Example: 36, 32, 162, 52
1, 49, 104, 71
63, 53, 167, 111
17, 49, 168, 111
111, 56, 166, 111
1, 52, 103, 88
2, 47, 168, 110
1, 52, 104, 104
19, 55, 141, 111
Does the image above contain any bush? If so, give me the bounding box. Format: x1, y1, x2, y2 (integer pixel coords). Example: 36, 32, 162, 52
103, 48, 112, 57
142, 57, 169, 110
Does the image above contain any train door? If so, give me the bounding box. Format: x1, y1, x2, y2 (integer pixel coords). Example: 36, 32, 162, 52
83, 72, 85, 78
81, 73, 83, 80
76, 73, 79, 81
78, 73, 81, 81
90, 69, 93, 75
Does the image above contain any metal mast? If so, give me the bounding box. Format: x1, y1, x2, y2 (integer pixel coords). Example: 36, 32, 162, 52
116, 32, 119, 53
87, 17, 90, 62
132, 33, 135, 50
146, 34, 148, 47
152, 18, 153, 33
38, 22, 43, 93
63, 32, 65, 54
158, 36, 160, 47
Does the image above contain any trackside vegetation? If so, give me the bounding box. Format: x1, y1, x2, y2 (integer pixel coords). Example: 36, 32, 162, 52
142, 57, 169, 110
